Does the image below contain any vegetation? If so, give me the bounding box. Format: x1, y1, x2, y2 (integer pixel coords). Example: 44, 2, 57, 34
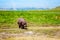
0, 10, 60, 28
0, 8, 60, 40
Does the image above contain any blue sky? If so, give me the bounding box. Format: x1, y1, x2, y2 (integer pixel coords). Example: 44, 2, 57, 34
0, 0, 60, 8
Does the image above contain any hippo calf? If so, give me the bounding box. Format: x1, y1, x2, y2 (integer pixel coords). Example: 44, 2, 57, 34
17, 18, 27, 29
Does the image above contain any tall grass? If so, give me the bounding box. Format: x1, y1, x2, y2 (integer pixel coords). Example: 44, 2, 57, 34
0, 10, 60, 28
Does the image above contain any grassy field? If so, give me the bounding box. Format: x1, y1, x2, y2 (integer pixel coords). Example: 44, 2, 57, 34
0, 10, 60, 28
0, 10, 60, 40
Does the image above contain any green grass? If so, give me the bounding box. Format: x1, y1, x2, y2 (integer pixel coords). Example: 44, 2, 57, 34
0, 10, 60, 28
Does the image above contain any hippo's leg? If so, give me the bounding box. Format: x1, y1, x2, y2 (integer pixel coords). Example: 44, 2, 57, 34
19, 25, 21, 28
21, 25, 25, 29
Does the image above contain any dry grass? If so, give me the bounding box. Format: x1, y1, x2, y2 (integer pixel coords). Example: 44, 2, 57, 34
5, 36, 60, 40
0, 27, 60, 40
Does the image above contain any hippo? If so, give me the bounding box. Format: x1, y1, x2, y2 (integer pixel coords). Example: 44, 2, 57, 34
17, 18, 27, 29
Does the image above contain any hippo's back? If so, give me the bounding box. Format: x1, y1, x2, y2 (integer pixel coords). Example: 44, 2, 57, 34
18, 18, 26, 25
